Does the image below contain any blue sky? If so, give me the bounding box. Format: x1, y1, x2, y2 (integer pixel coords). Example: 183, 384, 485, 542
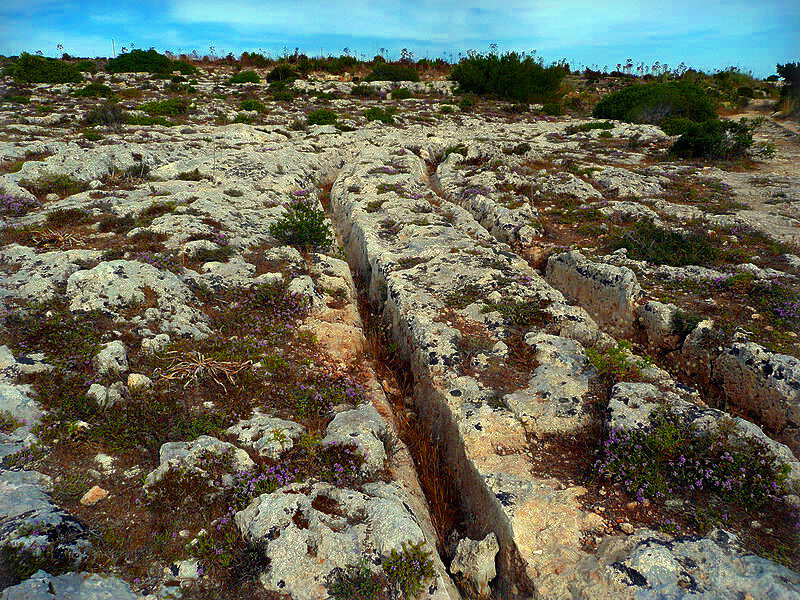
1, 0, 798, 77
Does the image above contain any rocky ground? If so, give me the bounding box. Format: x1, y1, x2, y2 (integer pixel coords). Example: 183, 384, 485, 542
0, 70, 799, 599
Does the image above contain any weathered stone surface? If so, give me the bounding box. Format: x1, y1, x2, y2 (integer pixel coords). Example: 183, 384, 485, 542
546, 250, 642, 337
226, 415, 305, 459
235, 481, 450, 600
0, 570, 140, 600
144, 435, 255, 488
93, 341, 128, 375
66, 260, 210, 338
506, 333, 592, 434
714, 342, 800, 455
321, 402, 388, 474
450, 533, 499, 599
0, 471, 90, 575
592, 529, 800, 600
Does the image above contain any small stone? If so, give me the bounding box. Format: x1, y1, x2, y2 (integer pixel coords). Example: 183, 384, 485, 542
619, 522, 634, 534
95, 453, 116, 472
127, 373, 152, 389
80, 485, 109, 506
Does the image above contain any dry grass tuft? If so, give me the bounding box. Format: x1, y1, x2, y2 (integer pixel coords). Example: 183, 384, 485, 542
156, 351, 254, 391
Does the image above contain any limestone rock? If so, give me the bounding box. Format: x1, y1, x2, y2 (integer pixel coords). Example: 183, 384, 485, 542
450, 533, 499, 599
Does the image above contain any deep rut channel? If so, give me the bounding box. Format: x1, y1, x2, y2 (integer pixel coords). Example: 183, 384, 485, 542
325, 142, 800, 599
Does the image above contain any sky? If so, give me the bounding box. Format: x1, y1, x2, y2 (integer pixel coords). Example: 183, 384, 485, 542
0, 0, 798, 77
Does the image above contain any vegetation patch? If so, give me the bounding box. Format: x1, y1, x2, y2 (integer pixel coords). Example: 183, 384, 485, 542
592, 81, 715, 125
450, 51, 566, 102
269, 198, 333, 251
19, 172, 87, 199
2, 53, 82, 83
608, 220, 719, 267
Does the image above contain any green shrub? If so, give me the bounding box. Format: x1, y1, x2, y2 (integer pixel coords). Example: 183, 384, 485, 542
73, 60, 97, 73
229, 70, 260, 84
586, 341, 649, 384
269, 200, 333, 251
171, 60, 196, 75
83, 102, 127, 128
105, 49, 194, 74
328, 560, 388, 600
307, 108, 337, 125
3, 53, 82, 83
124, 114, 176, 127
364, 63, 419, 82
449, 51, 566, 102
542, 102, 564, 115
382, 541, 436, 598
458, 95, 477, 111
83, 129, 103, 141
610, 220, 719, 266
176, 169, 207, 181
390, 87, 413, 100
19, 172, 86, 198
266, 63, 297, 82
232, 113, 253, 124
239, 98, 267, 113
138, 97, 190, 116
592, 81, 716, 124
670, 118, 758, 160
271, 90, 295, 102
351, 84, 378, 97
2, 95, 30, 104
364, 107, 395, 124
74, 82, 113, 98
565, 121, 615, 134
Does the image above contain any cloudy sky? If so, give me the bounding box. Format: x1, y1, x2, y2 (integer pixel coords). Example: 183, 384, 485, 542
1, 0, 798, 76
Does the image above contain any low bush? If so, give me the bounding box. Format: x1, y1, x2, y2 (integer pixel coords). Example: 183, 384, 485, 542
73, 60, 97, 73
84, 102, 126, 127
138, 97, 191, 116
2, 95, 30, 104
609, 220, 719, 266
3, 53, 82, 83
74, 82, 113, 98
458, 95, 477, 111
306, 108, 337, 125
266, 63, 297, 82
670, 118, 759, 160
364, 107, 395, 124
595, 407, 790, 508
565, 121, 615, 134
269, 199, 333, 251
364, 63, 419, 82
229, 70, 260, 84
450, 51, 566, 102
19, 172, 87, 198
124, 114, 176, 127
105, 49, 195, 75
542, 102, 564, 116
390, 87, 413, 100
239, 98, 267, 113
351, 84, 378, 97
592, 81, 716, 125
271, 90, 294, 102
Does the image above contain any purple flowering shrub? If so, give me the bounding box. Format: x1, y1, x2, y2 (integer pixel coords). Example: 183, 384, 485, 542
328, 540, 435, 600
0, 193, 39, 216
595, 408, 790, 509
381, 540, 436, 598
289, 377, 367, 418
718, 272, 800, 331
